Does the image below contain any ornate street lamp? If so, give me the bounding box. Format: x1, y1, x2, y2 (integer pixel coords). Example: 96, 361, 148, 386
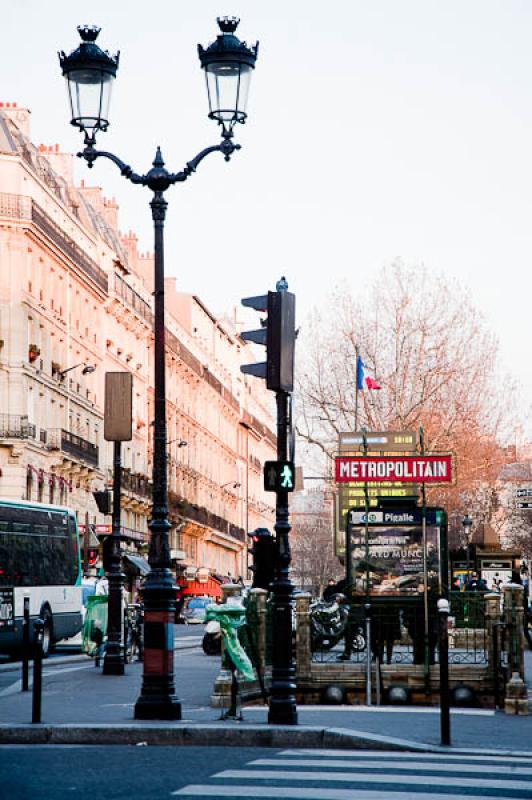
59, 19, 258, 720
198, 16, 258, 137
462, 514, 474, 575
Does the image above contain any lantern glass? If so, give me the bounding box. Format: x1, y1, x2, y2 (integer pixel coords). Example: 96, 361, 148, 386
204, 62, 252, 132
65, 68, 114, 133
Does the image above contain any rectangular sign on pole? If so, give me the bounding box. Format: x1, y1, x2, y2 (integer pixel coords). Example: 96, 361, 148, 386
104, 372, 133, 442
335, 454, 453, 484
339, 431, 417, 452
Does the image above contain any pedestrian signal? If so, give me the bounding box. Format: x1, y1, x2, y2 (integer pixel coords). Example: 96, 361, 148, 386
264, 460, 295, 492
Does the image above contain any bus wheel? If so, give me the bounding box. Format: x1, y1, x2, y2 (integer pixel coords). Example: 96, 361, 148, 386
40, 609, 53, 658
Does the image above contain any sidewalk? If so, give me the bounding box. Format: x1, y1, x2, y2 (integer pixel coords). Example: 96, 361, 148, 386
0, 647, 531, 755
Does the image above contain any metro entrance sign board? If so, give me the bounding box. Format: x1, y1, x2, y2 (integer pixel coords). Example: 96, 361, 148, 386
335, 454, 453, 484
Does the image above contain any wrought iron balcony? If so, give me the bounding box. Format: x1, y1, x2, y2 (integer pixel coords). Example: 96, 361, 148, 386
0, 414, 36, 440
47, 428, 99, 468
121, 469, 152, 498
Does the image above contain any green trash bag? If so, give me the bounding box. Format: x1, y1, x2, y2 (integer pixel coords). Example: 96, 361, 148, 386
82, 595, 108, 656
205, 600, 255, 682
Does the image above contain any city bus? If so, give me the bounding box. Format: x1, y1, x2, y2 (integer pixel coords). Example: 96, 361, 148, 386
0, 499, 83, 657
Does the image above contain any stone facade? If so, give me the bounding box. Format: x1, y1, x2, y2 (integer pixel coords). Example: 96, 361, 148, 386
0, 102, 275, 581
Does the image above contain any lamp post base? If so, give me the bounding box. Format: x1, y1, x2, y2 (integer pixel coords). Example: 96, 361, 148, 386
134, 693, 182, 720
102, 654, 125, 676
268, 697, 298, 726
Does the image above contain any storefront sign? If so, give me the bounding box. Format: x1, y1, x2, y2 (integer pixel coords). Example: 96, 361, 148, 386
335, 455, 452, 484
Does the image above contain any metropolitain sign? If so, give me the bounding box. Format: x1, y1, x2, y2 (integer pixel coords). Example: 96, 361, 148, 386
335, 454, 452, 484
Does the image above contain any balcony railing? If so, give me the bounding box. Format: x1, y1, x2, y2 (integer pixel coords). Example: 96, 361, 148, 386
31, 202, 108, 294
47, 428, 99, 468
0, 414, 36, 440
122, 470, 152, 498
168, 491, 245, 543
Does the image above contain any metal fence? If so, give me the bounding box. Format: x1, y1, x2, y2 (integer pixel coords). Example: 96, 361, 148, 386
310, 592, 488, 666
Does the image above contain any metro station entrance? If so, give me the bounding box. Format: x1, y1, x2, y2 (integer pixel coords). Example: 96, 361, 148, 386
338, 500, 448, 675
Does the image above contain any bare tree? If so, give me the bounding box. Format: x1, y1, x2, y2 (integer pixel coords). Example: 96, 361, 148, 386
291, 490, 339, 594
297, 262, 516, 525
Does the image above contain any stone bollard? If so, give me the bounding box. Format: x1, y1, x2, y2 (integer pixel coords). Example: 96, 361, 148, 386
484, 593, 501, 677
503, 584, 528, 715
295, 593, 312, 679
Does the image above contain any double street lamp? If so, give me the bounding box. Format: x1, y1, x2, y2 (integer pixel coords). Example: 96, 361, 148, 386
59, 18, 258, 719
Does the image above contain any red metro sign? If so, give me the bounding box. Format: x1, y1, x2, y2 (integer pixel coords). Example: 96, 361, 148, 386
335, 454, 453, 484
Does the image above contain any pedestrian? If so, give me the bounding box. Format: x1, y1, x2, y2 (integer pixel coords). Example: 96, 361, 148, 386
95, 568, 108, 595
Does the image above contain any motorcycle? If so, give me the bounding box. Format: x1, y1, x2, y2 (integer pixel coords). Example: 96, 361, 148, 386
202, 619, 222, 656
310, 594, 366, 652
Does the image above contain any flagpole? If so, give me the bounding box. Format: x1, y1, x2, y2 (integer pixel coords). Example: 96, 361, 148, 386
355, 346, 360, 431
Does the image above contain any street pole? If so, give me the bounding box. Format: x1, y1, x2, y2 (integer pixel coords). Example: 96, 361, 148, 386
135, 185, 182, 719
438, 598, 451, 746
103, 440, 125, 675
268, 389, 298, 725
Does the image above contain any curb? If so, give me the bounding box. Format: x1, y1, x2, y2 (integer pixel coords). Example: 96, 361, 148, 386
0, 723, 531, 756
0, 723, 434, 750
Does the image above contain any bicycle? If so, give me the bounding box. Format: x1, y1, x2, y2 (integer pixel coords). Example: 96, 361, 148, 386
124, 603, 143, 663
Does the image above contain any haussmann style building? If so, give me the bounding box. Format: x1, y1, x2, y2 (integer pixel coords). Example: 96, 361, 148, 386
0, 102, 276, 595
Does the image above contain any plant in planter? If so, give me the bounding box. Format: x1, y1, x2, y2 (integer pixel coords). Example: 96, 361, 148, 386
28, 344, 41, 363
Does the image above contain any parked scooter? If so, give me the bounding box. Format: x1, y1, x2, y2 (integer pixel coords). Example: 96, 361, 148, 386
310, 594, 365, 652
202, 619, 222, 656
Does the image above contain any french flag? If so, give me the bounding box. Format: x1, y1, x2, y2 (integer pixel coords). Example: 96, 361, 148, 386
365, 376, 382, 390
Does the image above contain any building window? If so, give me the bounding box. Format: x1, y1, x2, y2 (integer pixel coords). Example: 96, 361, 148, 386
26, 470, 33, 501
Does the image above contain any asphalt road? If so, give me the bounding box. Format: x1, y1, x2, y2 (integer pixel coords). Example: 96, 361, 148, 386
2, 745, 532, 800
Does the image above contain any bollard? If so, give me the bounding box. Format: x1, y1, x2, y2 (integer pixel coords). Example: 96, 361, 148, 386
438, 598, 451, 746
364, 603, 372, 706
21, 597, 30, 692
32, 618, 44, 724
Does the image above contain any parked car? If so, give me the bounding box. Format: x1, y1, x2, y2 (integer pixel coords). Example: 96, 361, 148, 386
181, 596, 211, 624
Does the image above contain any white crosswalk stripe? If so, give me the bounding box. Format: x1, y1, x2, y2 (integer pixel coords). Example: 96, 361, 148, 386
172, 747, 532, 799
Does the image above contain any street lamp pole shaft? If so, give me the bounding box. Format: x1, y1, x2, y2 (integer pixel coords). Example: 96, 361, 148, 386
268, 390, 298, 725
134, 189, 181, 719
103, 440, 125, 674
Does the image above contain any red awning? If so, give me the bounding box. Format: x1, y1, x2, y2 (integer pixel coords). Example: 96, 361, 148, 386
177, 576, 223, 599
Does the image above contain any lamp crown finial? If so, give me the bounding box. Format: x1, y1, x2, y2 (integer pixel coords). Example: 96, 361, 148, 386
217, 16, 240, 34
77, 25, 101, 43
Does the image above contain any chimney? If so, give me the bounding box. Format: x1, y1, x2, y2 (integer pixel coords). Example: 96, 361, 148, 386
39, 144, 74, 185
0, 103, 31, 138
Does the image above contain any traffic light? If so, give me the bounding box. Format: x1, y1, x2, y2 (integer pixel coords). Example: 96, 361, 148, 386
248, 528, 277, 590
264, 461, 295, 492
93, 489, 112, 515
240, 278, 296, 393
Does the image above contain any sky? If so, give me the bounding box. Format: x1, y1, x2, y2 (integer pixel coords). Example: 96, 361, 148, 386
4, 0, 532, 433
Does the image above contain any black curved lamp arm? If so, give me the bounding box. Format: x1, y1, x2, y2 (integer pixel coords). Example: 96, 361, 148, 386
78, 144, 145, 183
169, 139, 241, 183
78, 136, 241, 190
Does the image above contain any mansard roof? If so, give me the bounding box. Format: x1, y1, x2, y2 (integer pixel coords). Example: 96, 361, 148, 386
0, 109, 128, 267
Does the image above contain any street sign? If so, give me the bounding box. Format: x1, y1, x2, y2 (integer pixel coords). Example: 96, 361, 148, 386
335, 455, 453, 484
339, 431, 417, 452
516, 488, 532, 497
264, 461, 295, 492
104, 372, 133, 442
348, 508, 442, 526
517, 502, 532, 509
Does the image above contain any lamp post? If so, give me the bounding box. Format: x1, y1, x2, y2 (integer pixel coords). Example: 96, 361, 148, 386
462, 514, 473, 578
59, 18, 258, 720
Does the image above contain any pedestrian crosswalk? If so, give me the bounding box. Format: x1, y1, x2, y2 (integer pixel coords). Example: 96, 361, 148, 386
172, 748, 532, 799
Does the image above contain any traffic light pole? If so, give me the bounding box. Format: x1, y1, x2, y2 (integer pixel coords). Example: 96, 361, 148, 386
268, 389, 298, 726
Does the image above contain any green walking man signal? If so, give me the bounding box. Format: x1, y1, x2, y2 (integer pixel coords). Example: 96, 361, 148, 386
264, 461, 295, 492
